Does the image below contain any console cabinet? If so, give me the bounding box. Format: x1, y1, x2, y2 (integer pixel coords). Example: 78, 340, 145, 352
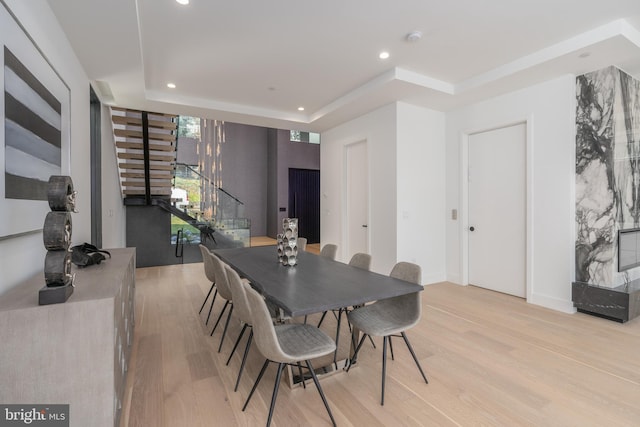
0, 248, 135, 427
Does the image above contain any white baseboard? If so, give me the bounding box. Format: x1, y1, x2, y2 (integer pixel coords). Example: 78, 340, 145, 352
422, 272, 446, 285
445, 273, 461, 284
528, 293, 576, 314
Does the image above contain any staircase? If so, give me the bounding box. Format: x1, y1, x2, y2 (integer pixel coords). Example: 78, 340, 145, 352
111, 107, 177, 201
110, 108, 251, 266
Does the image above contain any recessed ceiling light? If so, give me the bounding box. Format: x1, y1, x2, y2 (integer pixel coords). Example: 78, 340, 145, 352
379, 51, 390, 60
176, 0, 189, 5
167, 83, 176, 89
298, 107, 305, 111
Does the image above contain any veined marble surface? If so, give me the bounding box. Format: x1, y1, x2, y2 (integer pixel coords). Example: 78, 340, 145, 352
576, 66, 640, 287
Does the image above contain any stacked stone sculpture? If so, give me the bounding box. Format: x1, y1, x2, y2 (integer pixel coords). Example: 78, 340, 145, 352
40, 176, 76, 305
278, 218, 298, 266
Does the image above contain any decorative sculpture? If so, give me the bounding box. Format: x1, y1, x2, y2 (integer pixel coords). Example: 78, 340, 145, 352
40, 176, 76, 305
280, 218, 298, 266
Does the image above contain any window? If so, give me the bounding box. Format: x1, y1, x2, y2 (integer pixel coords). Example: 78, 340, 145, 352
290, 130, 320, 144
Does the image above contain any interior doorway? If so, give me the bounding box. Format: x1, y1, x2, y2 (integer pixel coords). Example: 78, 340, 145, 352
345, 140, 369, 259
468, 123, 526, 297
288, 168, 320, 244
89, 85, 102, 247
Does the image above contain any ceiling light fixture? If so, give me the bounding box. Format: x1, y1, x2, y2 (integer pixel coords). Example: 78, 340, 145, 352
298, 107, 305, 111
167, 83, 176, 89
176, 0, 189, 5
379, 51, 390, 60
406, 31, 422, 42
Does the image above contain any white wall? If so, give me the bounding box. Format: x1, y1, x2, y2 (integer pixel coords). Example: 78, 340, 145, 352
0, 0, 91, 294
397, 103, 446, 284
101, 106, 126, 248
446, 75, 576, 312
321, 102, 448, 282
321, 103, 398, 274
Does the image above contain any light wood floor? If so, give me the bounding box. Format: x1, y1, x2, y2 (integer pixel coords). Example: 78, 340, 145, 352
119, 262, 640, 427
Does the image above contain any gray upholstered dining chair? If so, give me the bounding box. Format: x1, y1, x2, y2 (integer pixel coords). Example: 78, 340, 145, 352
346, 261, 428, 405
242, 282, 337, 427
207, 252, 234, 353
297, 237, 307, 251
223, 265, 255, 392
348, 252, 372, 270
198, 244, 217, 325
317, 252, 373, 366
319, 243, 338, 260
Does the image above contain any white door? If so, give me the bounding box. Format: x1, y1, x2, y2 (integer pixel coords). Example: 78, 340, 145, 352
346, 141, 369, 258
468, 123, 526, 297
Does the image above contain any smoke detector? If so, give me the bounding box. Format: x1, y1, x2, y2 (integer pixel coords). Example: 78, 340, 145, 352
406, 31, 423, 42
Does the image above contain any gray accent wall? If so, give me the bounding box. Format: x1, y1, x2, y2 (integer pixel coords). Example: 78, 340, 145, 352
267, 129, 279, 237
267, 129, 320, 238
219, 122, 270, 236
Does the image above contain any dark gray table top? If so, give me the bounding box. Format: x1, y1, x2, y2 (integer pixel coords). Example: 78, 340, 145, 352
214, 245, 423, 317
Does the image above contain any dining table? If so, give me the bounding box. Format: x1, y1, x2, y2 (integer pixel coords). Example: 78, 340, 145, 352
213, 245, 424, 385
214, 245, 423, 316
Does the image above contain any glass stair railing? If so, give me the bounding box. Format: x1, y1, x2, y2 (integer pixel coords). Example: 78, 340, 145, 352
171, 163, 250, 248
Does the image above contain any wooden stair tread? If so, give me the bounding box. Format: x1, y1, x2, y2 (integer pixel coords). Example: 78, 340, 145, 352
116, 140, 176, 151
122, 181, 172, 188
112, 115, 177, 130
119, 163, 174, 171
117, 152, 175, 162
111, 106, 177, 119
115, 141, 175, 152
123, 189, 172, 195
114, 129, 175, 142
120, 172, 172, 179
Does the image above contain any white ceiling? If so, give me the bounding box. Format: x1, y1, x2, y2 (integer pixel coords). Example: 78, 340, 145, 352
47, 0, 640, 132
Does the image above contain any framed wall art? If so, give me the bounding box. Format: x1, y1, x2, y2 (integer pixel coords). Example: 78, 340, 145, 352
0, 1, 71, 239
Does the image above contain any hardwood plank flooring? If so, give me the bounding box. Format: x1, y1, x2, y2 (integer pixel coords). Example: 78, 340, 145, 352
120, 263, 640, 426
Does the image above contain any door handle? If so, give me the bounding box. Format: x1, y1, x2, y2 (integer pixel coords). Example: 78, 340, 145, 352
469, 226, 475, 232
362, 225, 368, 228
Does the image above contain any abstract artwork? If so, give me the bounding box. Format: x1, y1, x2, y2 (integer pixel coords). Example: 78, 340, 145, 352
575, 66, 640, 287
0, 2, 70, 238
4, 46, 62, 200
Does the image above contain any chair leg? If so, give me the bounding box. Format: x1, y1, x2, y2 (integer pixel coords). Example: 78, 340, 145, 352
381, 336, 388, 406
234, 329, 253, 392
368, 335, 377, 349
205, 289, 218, 325
388, 335, 395, 361
317, 311, 328, 328
210, 300, 229, 336
401, 332, 428, 384
266, 363, 285, 427
218, 304, 234, 352
306, 360, 337, 427
226, 323, 248, 365
333, 308, 343, 368
294, 362, 307, 389
346, 334, 367, 372
199, 283, 215, 313
243, 359, 270, 411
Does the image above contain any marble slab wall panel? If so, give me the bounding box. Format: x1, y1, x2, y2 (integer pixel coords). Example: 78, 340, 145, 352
576, 66, 640, 287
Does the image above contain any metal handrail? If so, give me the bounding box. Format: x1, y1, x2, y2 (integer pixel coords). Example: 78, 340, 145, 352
175, 162, 244, 205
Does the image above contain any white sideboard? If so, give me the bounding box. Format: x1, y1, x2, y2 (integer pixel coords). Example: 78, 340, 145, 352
0, 248, 136, 427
